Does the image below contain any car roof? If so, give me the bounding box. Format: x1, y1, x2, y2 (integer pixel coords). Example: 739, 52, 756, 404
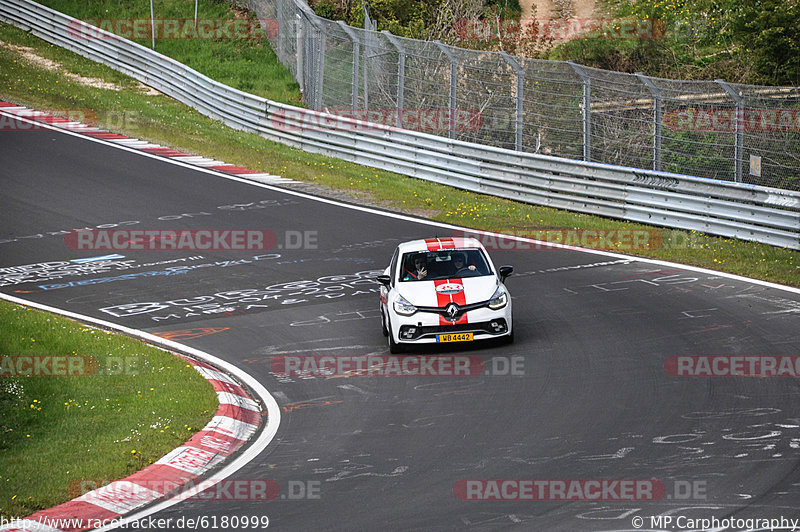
397, 237, 485, 254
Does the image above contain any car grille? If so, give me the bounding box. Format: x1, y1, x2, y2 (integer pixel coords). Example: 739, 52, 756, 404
415, 301, 488, 321
398, 319, 508, 340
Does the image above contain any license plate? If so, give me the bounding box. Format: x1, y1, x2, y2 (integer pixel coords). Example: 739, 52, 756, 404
437, 332, 473, 343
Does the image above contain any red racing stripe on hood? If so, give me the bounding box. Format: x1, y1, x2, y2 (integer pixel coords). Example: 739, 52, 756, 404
434, 279, 468, 325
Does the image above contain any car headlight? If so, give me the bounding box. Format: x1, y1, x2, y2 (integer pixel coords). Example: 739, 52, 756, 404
488, 286, 508, 310
393, 294, 417, 316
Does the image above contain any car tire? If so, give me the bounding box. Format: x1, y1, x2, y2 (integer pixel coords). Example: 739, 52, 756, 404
381, 308, 389, 337
505, 329, 515, 345
389, 335, 402, 354
386, 316, 402, 354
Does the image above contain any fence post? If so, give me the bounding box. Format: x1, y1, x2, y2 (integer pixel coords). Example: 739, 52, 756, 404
304, 17, 313, 105
303, 15, 311, 104
316, 25, 325, 109
435, 40, 457, 140
303, 17, 317, 103
363, 40, 369, 111
636, 73, 662, 172
295, 11, 303, 94
383, 30, 405, 128
336, 21, 360, 112
567, 61, 591, 162
276, 0, 284, 60
500, 51, 524, 152
303, 18, 319, 109
716, 79, 744, 182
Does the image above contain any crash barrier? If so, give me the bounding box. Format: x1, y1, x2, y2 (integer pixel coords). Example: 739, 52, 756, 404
256, 0, 800, 190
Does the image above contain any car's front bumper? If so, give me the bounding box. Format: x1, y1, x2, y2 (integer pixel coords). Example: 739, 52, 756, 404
389, 306, 512, 345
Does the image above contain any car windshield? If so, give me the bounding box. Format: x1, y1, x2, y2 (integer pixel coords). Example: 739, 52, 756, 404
399, 249, 491, 281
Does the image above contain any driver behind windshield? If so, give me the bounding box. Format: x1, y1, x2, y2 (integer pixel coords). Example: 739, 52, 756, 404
451, 253, 476, 275
403, 254, 428, 280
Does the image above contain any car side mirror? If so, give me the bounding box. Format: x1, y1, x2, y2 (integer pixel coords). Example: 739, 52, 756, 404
377, 274, 391, 286
499, 266, 513, 282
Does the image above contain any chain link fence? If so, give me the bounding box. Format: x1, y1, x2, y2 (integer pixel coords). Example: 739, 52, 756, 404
242, 0, 800, 191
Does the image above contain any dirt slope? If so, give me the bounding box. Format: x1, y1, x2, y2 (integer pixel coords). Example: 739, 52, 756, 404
520, 0, 597, 20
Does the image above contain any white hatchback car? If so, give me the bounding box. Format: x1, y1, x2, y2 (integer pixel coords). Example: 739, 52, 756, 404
378, 237, 513, 353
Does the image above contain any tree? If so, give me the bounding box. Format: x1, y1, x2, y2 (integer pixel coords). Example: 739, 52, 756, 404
727, 0, 800, 85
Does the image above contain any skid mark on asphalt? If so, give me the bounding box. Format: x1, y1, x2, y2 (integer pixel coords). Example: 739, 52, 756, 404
679, 308, 719, 319
728, 293, 800, 315
260, 344, 371, 356
485, 408, 800, 473
252, 337, 367, 358
460, 513, 537, 527
559, 272, 800, 323
562, 273, 701, 295
413, 380, 484, 391
413, 381, 485, 398
251, 338, 388, 382
325, 464, 409, 482
337, 383, 371, 395
152, 327, 230, 340
506, 451, 580, 465
330, 237, 408, 254
515, 259, 631, 277
580, 447, 635, 461
289, 308, 380, 327
401, 413, 456, 428
280, 396, 344, 414
686, 324, 738, 335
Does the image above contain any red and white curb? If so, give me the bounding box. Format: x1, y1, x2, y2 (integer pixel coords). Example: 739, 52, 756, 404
0, 101, 294, 185
0, 294, 280, 532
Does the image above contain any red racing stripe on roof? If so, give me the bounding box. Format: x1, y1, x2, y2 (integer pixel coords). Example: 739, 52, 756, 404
425, 238, 455, 251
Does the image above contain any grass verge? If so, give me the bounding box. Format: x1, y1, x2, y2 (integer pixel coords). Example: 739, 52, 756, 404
0, 299, 219, 519
34, 0, 303, 104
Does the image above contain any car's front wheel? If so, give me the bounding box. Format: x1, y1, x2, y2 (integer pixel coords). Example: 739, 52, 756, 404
381, 308, 389, 337
386, 315, 402, 354
389, 335, 402, 354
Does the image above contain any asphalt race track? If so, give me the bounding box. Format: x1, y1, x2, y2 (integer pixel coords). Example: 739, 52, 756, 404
3, 113, 800, 531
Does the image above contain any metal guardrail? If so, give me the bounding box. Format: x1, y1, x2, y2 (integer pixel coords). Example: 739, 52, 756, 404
2, 0, 799, 250
256, 0, 800, 190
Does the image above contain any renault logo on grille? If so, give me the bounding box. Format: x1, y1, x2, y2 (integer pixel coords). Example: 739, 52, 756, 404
445, 303, 460, 321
